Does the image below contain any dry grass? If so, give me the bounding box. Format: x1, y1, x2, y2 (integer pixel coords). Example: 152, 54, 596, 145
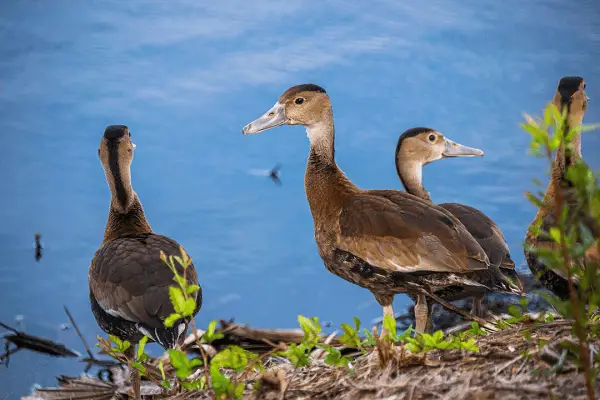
25, 318, 600, 400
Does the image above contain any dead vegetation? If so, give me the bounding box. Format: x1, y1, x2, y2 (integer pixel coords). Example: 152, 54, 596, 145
22, 316, 600, 400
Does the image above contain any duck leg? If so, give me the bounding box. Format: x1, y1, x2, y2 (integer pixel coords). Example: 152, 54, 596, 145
471, 295, 485, 317
415, 294, 429, 333
125, 346, 141, 400
375, 294, 395, 338
424, 302, 434, 333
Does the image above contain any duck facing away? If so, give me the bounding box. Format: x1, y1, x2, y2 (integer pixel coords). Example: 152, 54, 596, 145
242, 84, 521, 333
89, 125, 201, 398
394, 127, 524, 320
525, 76, 598, 300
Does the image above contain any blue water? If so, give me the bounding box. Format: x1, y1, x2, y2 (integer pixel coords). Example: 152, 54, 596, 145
1, 0, 599, 398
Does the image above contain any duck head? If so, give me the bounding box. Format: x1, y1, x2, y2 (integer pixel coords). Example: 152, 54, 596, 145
395, 127, 484, 167
553, 76, 588, 124
98, 125, 137, 213
395, 128, 483, 200
242, 84, 331, 135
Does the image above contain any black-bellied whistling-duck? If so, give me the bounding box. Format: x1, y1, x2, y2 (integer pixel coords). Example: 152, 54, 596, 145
89, 125, 201, 398
242, 84, 521, 334
525, 76, 598, 299
394, 127, 524, 322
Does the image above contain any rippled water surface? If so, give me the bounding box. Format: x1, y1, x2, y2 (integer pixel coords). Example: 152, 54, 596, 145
1, 1, 599, 398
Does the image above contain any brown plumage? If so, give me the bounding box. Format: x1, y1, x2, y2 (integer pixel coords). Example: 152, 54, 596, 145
394, 128, 524, 322
524, 76, 597, 300
89, 125, 201, 398
242, 84, 521, 334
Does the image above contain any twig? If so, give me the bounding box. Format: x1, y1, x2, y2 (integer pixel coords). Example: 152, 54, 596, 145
495, 354, 524, 375
64, 305, 94, 360
0, 346, 22, 366
492, 383, 549, 395
551, 136, 595, 400
410, 287, 499, 332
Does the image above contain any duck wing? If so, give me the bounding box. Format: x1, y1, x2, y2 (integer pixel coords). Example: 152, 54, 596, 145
336, 192, 489, 276
89, 234, 201, 339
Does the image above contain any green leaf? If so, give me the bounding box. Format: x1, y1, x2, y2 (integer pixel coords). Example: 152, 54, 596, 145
211, 345, 254, 372
158, 359, 166, 380
169, 286, 186, 314
579, 122, 600, 133
525, 191, 543, 208
109, 334, 122, 349
361, 329, 376, 346
183, 298, 196, 317
164, 312, 182, 328
283, 343, 310, 367
131, 361, 147, 375
298, 315, 321, 345
202, 320, 225, 343
339, 318, 362, 348
137, 335, 148, 360
549, 227, 562, 244
161, 380, 171, 390
187, 284, 200, 295
460, 338, 479, 352
190, 358, 203, 368
210, 367, 232, 397
382, 315, 397, 341
121, 340, 131, 353
168, 349, 192, 380
520, 122, 547, 142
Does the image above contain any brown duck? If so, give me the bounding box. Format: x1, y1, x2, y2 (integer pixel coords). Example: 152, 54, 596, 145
89, 125, 201, 398
525, 76, 598, 300
394, 127, 524, 321
242, 84, 521, 334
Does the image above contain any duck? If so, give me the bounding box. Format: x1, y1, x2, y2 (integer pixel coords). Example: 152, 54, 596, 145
242, 84, 521, 334
525, 76, 598, 300
394, 127, 524, 322
89, 125, 202, 398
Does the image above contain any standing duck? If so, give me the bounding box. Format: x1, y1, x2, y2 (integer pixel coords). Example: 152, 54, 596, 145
242, 84, 521, 333
394, 127, 524, 319
525, 76, 597, 299
89, 125, 202, 398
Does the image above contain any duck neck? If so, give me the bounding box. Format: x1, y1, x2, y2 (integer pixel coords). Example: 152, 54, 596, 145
304, 112, 357, 222
307, 114, 335, 164
396, 158, 431, 202
103, 195, 153, 243
537, 107, 584, 219
554, 113, 583, 174
102, 147, 152, 243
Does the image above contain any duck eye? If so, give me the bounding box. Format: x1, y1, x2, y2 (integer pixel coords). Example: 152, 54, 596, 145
295, 97, 305, 105
428, 134, 436, 142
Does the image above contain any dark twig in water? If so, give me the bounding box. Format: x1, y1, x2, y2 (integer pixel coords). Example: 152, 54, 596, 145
0, 321, 79, 364
63, 305, 93, 359
62, 306, 122, 374
34, 232, 43, 262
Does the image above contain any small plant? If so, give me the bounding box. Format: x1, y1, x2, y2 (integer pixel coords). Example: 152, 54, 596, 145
522, 101, 600, 400
210, 345, 258, 399
159, 248, 200, 328
380, 315, 479, 353
278, 316, 321, 367
338, 317, 362, 350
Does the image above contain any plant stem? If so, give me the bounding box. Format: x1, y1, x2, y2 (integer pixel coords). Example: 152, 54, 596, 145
550, 138, 595, 400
